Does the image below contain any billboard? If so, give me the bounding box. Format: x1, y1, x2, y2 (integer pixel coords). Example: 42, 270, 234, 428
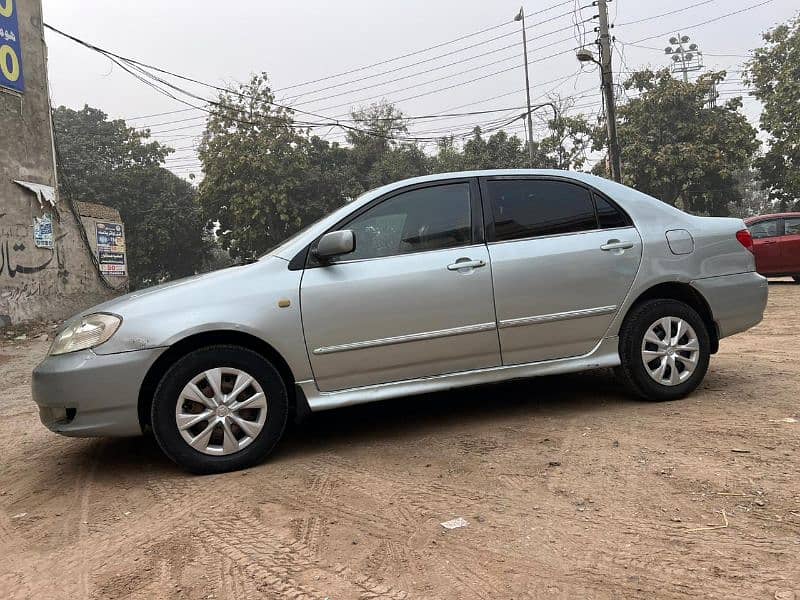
95, 221, 126, 276
0, 0, 24, 93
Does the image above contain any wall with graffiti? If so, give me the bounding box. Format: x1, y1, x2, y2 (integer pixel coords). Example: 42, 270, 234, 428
0, 0, 112, 326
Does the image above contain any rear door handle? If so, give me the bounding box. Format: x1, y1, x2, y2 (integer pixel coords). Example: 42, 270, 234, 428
600, 240, 634, 251
447, 259, 486, 271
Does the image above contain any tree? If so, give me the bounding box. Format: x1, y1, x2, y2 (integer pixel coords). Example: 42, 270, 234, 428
53, 105, 210, 288
460, 127, 533, 169
345, 101, 427, 194
745, 13, 800, 211
536, 99, 594, 170
197, 74, 349, 260
596, 69, 759, 216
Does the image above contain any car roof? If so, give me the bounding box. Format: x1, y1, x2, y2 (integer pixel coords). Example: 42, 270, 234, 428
744, 212, 800, 223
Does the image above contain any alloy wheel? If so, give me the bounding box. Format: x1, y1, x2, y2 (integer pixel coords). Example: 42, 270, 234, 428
175, 367, 268, 455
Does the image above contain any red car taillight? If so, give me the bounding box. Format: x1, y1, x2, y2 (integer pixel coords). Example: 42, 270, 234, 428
736, 229, 754, 254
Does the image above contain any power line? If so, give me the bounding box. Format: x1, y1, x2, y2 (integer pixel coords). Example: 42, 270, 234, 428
627, 0, 777, 45
285, 8, 589, 105
615, 0, 718, 27
273, 0, 574, 93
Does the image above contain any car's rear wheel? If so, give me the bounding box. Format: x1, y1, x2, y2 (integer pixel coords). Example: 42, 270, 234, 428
615, 299, 710, 401
151, 345, 288, 474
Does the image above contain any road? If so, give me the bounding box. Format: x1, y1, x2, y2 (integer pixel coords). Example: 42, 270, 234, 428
1, 282, 798, 599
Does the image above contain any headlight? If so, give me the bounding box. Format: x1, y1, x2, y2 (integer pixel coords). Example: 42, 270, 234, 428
49, 313, 122, 356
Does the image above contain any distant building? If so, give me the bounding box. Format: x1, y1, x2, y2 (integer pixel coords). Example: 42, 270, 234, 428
76, 202, 129, 289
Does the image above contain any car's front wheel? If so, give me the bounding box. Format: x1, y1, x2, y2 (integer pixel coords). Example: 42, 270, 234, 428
151, 345, 288, 474
615, 299, 710, 401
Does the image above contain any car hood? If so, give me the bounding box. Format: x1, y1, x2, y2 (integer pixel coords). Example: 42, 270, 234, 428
81, 262, 260, 318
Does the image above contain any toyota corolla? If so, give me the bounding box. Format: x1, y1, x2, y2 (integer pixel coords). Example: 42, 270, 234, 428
33, 170, 768, 473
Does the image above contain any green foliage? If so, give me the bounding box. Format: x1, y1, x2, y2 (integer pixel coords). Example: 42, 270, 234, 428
53, 105, 210, 288
197, 74, 350, 260
745, 13, 800, 210
345, 102, 428, 194
599, 69, 759, 216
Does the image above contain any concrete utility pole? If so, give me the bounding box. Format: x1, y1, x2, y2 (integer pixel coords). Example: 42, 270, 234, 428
515, 7, 535, 168
596, 0, 622, 183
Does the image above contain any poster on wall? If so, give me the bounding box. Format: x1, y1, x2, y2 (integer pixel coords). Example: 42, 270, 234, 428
0, 0, 25, 93
33, 214, 53, 249
96, 221, 126, 276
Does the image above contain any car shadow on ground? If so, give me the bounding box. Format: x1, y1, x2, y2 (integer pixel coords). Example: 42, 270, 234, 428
49, 364, 742, 478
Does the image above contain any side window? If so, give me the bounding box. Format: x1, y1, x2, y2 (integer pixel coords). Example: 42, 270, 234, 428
341, 183, 472, 261
594, 194, 629, 229
748, 220, 779, 239
486, 179, 597, 242
783, 218, 800, 236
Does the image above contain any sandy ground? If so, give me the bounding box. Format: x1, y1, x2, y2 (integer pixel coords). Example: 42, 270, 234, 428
0, 283, 798, 600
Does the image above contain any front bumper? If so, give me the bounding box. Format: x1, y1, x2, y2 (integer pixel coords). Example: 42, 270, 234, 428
691, 271, 769, 339
32, 347, 166, 437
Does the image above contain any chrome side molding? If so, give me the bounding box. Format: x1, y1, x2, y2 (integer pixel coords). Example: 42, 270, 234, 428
312, 321, 497, 355
498, 305, 617, 329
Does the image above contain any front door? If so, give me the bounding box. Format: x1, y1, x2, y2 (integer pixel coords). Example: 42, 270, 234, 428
300, 180, 501, 392
482, 177, 642, 365
748, 218, 782, 275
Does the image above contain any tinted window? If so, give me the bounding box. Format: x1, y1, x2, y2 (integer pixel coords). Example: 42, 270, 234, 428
595, 194, 629, 229
748, 220, 779, 239
341, 183, 471, 261
487, 180, 597, 242
784, 218, 800, 236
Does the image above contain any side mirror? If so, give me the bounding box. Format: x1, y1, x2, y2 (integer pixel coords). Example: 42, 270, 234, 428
315, 230, 355, 261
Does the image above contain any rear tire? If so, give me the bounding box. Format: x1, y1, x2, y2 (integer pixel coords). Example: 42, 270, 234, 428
615, 299, 710, 401
151, 345, 288, 474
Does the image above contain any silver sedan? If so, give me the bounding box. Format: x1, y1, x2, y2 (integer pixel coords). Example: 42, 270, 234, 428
33, 170, 768, 473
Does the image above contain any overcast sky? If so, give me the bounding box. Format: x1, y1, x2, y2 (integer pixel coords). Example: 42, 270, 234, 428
42, 0, 799, 177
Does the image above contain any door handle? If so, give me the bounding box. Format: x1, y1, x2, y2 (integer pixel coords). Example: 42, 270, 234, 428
447, 259, 486, 271
600, 240, 634, 251
761, 240, 776, 245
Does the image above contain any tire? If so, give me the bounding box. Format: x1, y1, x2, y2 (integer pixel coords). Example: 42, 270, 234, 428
793, 275, 800, 283
614, 299, 710, 402
151, 345, 288, 474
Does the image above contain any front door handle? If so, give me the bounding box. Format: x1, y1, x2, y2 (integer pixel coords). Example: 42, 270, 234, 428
447, 258, 486, 271
600, 240, 634, 251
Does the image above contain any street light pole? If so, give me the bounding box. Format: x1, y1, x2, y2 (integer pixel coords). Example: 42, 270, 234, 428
515, 7, 535, 168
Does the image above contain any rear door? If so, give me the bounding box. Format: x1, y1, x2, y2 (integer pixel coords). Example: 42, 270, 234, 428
748, 219, 782, 275
779, 217, 800, 275
481, 176, 642, 365
300, 179, 501, 392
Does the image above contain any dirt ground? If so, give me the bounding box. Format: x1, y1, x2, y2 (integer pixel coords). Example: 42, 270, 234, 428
0, 283, 798, 600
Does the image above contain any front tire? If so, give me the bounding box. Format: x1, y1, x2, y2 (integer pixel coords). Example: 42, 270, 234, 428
615, 299, 710, 401
151, 345, 288, 474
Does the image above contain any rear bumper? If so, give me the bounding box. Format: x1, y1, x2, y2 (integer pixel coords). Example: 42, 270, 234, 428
691, 271, 768, 339
32, 347, 166, 437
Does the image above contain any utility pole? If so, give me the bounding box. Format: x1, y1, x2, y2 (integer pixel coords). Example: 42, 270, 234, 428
596, 0, 622, 183
515, 7, 535, 168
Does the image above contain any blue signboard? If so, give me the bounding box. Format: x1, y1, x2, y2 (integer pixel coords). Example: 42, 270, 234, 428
0, 0, 24, 93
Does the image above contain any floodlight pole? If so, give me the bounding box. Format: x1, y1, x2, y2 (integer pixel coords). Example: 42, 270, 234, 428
596, 0, 622, 183
516, 7, 536, 168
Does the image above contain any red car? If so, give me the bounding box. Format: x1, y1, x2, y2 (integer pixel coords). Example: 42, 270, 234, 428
744, 212, 800, 281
